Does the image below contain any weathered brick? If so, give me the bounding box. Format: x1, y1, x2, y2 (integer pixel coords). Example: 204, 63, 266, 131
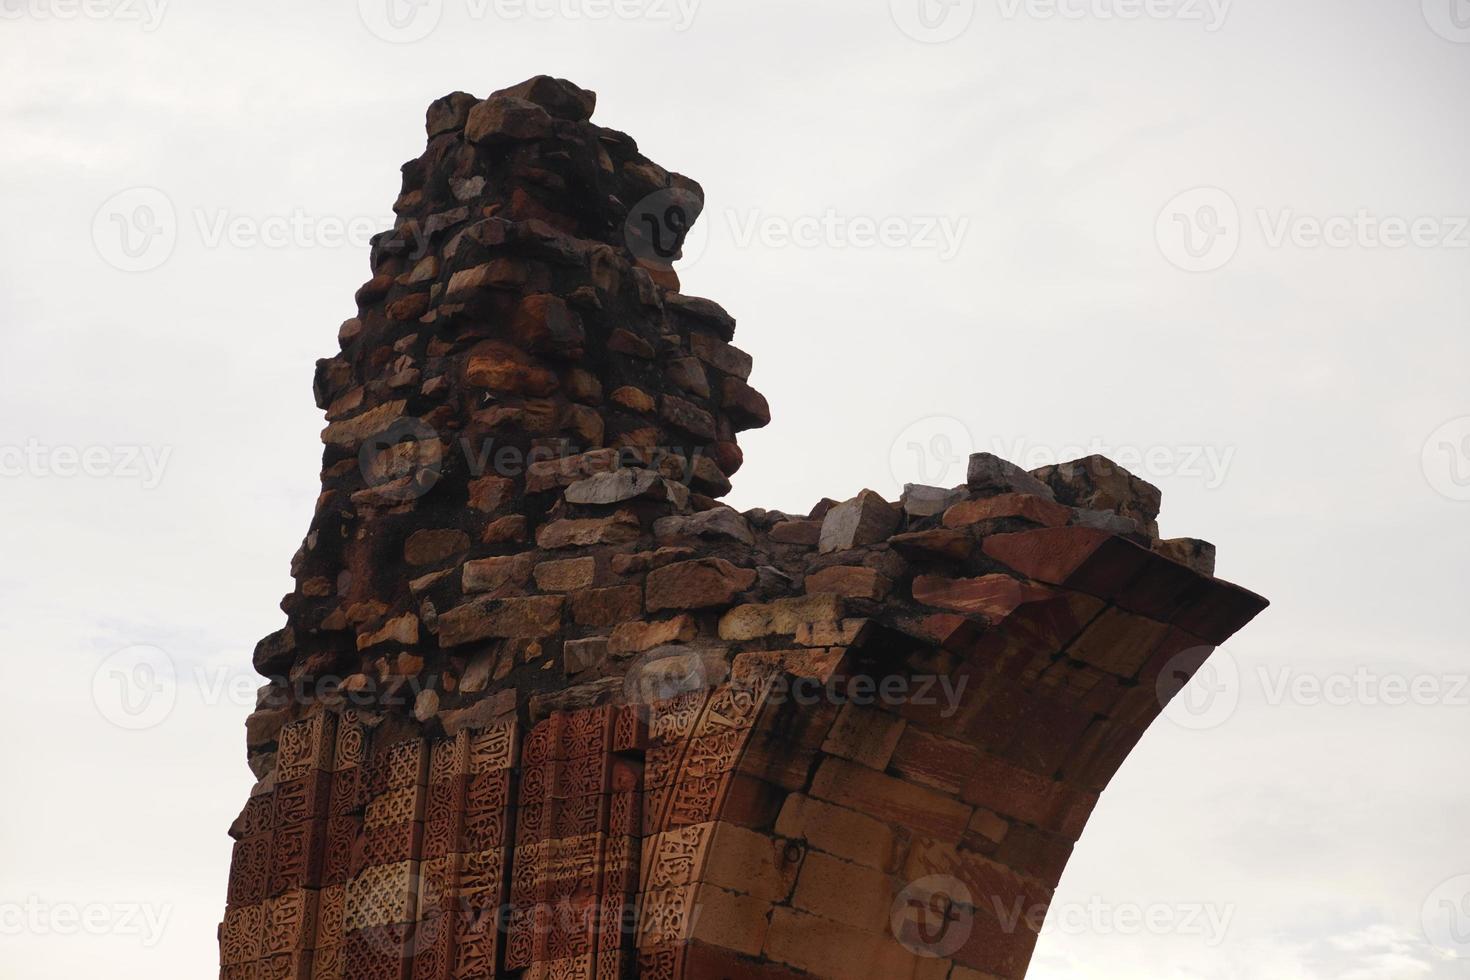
810, 757, 972, 842
646, 558, 757, 611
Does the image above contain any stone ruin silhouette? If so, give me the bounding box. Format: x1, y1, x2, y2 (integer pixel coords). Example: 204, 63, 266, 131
219, 75, 1267, 980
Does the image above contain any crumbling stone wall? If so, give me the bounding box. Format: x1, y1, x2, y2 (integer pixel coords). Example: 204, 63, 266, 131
221, 76, 1267, 980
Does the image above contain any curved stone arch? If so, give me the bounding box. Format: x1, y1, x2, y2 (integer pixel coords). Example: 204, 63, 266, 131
654, 526, 1265, 979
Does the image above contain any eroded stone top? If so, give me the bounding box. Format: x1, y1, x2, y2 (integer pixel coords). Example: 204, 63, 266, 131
249, 76, 1261, 785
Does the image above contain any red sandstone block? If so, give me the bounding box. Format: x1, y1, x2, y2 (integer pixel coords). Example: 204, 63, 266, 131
958, 753, 1096, 840
273, 771, 331, 829
983, 526, 1152, 600
993, 823, 1074, 889
912, 573, 1056, 622
943, 903, 1043, 980
1171, 577, 1270, 644
612, 705, 648, 753
323, 815, 361, 887
552, 792, 605, 838
568, 585, 644, 626
329, 768, 365, 817
942, 492, 1072, 529
358, 820, 422, 870
1066, 605, 1171, 678
1059, 717, 1148, 794
682, 941, 811, 980
463, 805, 509, 852
663, 772, 732, 827
344, 923, 412, 980
1111, 546, 1208, 621
609, 790, 642, 837
269, 819, 327, 896
805, 565, 891, 600
890, 727, 983, 796
228, 833, 272, 907
716, 773, 788, 831
811, 756, 972, 842
521, 715, 563, 766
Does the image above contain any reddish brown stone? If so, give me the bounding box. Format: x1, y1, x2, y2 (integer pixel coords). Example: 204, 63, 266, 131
805, 565, 890, 600
911, 573, 1054, 621
942, 492, 1072, 529
224, 78, 1266, 980
646, 558, 757, 611
569, 585, 644, 626
435, 595, 564, 646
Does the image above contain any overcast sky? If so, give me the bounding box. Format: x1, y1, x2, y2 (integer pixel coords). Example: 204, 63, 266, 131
2, 1, 1469, 977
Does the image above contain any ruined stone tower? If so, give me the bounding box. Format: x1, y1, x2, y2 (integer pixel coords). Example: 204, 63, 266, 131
220, 76, 1267, 980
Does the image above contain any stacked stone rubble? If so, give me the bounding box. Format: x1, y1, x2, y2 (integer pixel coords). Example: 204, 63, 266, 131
223, 76, 1267, 979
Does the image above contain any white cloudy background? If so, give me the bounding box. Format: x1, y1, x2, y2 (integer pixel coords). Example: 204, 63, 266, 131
2, 0, 1468, 977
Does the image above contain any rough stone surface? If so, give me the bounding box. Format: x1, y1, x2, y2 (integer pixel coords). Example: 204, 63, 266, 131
221, 78, 1267, 980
